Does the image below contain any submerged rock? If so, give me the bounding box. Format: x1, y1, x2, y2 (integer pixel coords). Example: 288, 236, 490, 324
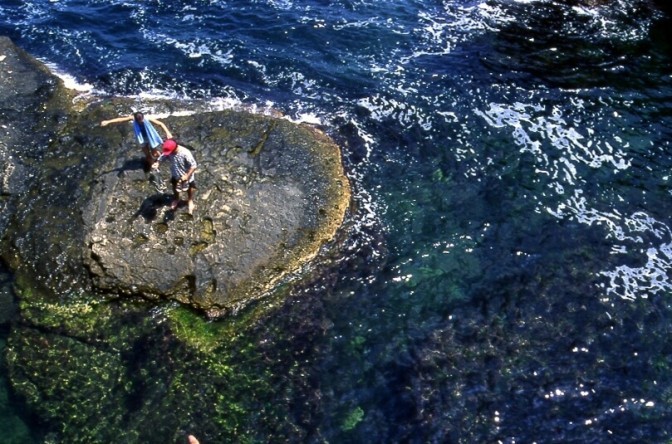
0, 36, 351, 316
0, 35, 352, 442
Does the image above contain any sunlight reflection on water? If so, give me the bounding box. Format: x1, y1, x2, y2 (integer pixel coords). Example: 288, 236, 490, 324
475, 96, 672, 302
2, 0, 672, 441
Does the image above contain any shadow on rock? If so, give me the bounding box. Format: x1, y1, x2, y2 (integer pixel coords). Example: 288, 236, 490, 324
131, 193, 174, 223
99, 158, 147, 177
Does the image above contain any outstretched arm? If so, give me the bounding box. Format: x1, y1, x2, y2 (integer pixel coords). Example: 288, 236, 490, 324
148, 117, 173, 139
100, 115, 133, 126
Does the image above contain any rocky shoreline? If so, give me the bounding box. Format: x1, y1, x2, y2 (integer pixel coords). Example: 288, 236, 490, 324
0, 36, 351, 316
0, 36, 352, 442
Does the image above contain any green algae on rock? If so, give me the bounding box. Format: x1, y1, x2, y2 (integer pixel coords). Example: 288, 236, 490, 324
0, 36, 351, 443
6, 301, 301, 443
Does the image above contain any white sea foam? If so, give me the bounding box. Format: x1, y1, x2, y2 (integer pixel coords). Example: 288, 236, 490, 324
357, 94, 433, 131
476, 101, 631, 179
289, 112, 322, 125
158, 36, 234, 66
258, 0, 295, 10
476, 97, 671, 301
333, 17, 381, 31
599, 212, 672, 300
42, 61, 93, 92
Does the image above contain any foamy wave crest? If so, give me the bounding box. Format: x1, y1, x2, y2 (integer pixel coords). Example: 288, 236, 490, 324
262, 0, 295, 11
357, 94, 432, 130
4, 2, 51, 26
470, 0, 659, 44
332, 17, 382, 31
475, 98, 672, 301
160, 36, 234, 66
545, 192, 672, 301
442, 1, 517, 38
386, 3, 512, 67
599, 212, 672, 301
42, 61, 94, 92
476, 101, 630, 190
561, 0, 660, 42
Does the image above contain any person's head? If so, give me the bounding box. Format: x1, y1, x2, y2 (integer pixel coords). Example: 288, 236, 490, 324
163, 138, 178, 155
133, 112, 144, 123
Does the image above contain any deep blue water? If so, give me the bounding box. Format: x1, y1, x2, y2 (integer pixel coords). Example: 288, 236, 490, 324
2, 0, 672, 442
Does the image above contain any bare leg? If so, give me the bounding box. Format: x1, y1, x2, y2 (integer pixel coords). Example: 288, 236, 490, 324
148, 154, 164, 192
187, 185, 196, 214
141, 144, 154, 169
170, 179, 180, 210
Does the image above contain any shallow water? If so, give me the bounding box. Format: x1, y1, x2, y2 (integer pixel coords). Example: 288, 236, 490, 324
2, 0, 672, 442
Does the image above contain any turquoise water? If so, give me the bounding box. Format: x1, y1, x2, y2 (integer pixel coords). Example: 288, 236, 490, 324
2, 0, 672, 442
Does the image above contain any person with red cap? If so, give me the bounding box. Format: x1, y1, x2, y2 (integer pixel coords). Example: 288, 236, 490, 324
155, 138, 198, 214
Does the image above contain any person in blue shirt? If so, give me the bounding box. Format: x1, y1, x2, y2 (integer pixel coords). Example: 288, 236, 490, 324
101, 111, 173, 169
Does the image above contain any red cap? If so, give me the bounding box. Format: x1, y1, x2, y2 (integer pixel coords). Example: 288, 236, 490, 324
162, 139, 177, 155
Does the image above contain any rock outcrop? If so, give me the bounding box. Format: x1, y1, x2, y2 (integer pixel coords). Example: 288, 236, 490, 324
0, 36, 351, 316
0, 35, 352, 442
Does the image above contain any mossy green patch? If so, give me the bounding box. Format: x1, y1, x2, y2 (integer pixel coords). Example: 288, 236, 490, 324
165, 306, 230, 353
5, 301, 287, 443
165, 285, 292, 353
341, 406, 365, 431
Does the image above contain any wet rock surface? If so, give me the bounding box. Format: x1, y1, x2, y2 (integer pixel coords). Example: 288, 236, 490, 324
0, 36, 71, 240
0, 35, 353, 443
85, 109, 350, 315
0, 37, 351, 315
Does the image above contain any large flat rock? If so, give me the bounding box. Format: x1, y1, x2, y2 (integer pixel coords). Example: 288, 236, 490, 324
0, 36, 351, 315
84, 108, 351, 315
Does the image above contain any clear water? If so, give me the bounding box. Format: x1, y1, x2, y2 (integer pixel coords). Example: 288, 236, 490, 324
1, 0, 672, 442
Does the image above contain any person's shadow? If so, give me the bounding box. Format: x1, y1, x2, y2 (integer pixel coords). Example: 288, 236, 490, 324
131, 193, 175, 223
99, 158, 147, 176
104, 158, 182, 224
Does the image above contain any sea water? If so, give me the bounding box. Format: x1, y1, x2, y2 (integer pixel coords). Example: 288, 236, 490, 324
1, 0, 672, 442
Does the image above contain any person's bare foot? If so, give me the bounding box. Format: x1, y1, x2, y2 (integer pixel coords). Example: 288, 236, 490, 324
187, 435, 200, 444
187, 200, 195, 215
170, 199, 180, 210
